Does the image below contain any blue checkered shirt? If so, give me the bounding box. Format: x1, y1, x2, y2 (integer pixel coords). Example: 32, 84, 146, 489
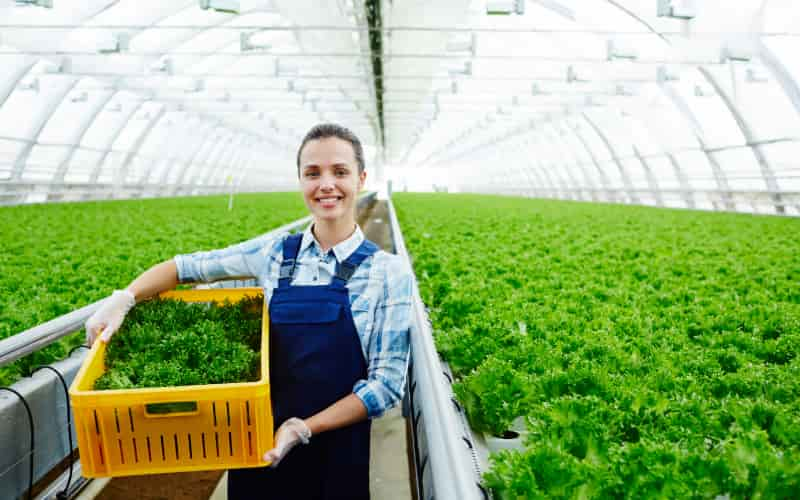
174, 225, 412, 418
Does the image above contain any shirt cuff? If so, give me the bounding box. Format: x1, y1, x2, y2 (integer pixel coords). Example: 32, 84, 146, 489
173, 255, 197, 283
353, 379, 400, 419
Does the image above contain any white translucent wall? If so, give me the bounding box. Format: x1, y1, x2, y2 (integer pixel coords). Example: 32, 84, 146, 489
393, 0, 800, 216
0, 0, 799, 215
0, 0, 375, 204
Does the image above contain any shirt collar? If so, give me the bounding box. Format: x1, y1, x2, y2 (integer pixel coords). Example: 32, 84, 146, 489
300, 223, 365, 263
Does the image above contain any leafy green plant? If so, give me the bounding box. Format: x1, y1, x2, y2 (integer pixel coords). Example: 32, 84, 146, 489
395, 193, 800, 498
0, 193, 306, 386
94, 296, 262, 390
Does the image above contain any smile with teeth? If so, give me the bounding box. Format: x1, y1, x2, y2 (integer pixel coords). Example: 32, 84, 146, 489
316, 196, 343, 203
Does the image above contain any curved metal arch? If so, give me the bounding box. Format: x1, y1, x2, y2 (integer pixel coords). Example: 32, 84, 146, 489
69, 3, 298, 153
210, 139, 245, 187
10, 77, 82, 181
87, 99, 149, 183
580, 112, 639, 204
756, 39, 800, 117
539, 124, 586, 201
208, 134, 251, 187
158, 119, 216, 186
51, 87, 119, 184
203, 134, 242, 187
0, 59, 39, 110
217, 141, 252, 187
546, 120, 600, 201
142, 115, 206, 185
658, 84, 734, 210
188, 131, 233, 188
172, 122, 223, 190
511, 139, 549, 198
698, 66, 784, 213
561, 118, 614, 203
201, 133, 242, 186
631, 145, 664, 207
529, 133, 570, 199
113, 107, 167, 190
628, 110, 696, 209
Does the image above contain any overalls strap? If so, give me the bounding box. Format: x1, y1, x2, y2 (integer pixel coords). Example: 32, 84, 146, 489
332, 239, 380, 286
278, 233, 303, 287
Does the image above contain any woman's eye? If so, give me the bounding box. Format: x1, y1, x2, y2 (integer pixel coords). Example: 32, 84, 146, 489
305, 171, 319, 178
335, 170, 347, 177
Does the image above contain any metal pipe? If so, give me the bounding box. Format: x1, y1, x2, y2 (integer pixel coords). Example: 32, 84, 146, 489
386, 197, 484, 500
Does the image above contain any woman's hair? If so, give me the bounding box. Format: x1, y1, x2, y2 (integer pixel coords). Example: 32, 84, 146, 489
296, 123, 365, 175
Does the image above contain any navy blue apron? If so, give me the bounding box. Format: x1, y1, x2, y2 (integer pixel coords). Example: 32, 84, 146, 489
228, 233, 379, 500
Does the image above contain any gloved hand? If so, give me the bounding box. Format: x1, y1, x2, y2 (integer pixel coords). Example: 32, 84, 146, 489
263, 417, 312, 467
85, 290, 136, 345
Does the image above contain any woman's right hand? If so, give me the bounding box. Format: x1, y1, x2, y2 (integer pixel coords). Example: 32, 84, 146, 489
85, 289, 136, 345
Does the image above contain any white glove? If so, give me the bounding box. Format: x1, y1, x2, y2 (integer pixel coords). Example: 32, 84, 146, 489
263, 417, 312, 467
85, 290, 136, 345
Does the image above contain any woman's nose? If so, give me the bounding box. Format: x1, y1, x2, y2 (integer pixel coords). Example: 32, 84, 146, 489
319, 173, 336, 190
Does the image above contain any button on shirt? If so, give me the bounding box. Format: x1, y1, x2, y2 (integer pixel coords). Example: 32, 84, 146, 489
173, 225, 412, 418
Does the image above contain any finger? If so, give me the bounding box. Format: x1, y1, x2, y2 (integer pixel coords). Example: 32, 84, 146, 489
100, 327, 113, 342
263, 450, 280, 467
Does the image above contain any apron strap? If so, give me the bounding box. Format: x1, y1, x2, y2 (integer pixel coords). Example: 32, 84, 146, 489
332, 239, 380, 287
278, 233, 303, 288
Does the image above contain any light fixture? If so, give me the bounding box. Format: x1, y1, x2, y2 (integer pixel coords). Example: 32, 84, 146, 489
287, 79, 308, 93
447, 61, 472, 77
149, 56, 173, 75
98, 32, 130, 54
240, 32, 272, 52
486, 0, 525, 15
693, 84, 714, 97
566, 65, 588, 83
446, 33, 476, 56
17, 77, 39, 92
656, 0, 695, 19
531, 83, 548, 96
70, 91, 88, 103
41, 57, 71, 74
615, 84, 635, 96
719, 44, 752, 63
14, 0, 52, 8
185, 78, 204, 93
198, 0, 240, 14
656, 66, 679, 83
607, 40, 638, 61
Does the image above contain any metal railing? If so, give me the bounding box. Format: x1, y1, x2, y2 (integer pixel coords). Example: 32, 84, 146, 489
387, 197, 487, 500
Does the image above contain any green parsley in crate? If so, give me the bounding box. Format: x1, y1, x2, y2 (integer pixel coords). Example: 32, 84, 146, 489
93, 296, 262, 390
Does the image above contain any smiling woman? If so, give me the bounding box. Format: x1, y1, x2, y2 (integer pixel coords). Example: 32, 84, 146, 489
82, 123, 414, 500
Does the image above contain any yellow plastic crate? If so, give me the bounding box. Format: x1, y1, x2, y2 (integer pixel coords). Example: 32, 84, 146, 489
69, 288, 273, 477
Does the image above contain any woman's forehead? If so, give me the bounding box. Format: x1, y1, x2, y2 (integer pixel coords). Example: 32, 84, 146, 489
299, 137, 357, 168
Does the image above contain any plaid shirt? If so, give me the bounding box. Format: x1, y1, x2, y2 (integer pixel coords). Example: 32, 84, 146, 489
174, 225, 412, 418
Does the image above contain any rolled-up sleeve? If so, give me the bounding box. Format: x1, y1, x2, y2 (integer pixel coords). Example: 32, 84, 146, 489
353, 256, 413, 418
174, 232, 286, 284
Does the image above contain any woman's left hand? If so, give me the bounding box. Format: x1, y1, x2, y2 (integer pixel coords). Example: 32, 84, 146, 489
263, 417, 312, 467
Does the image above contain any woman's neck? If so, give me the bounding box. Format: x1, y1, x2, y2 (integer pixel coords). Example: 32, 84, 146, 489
312, 218, 357, 253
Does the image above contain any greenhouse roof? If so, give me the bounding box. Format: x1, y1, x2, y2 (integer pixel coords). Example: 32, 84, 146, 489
0, 0, 798, 214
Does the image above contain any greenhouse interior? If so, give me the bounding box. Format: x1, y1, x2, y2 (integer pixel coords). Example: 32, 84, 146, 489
1, 0, 799, 499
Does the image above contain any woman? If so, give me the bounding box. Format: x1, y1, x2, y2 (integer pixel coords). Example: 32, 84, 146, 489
85, 123, 413, 500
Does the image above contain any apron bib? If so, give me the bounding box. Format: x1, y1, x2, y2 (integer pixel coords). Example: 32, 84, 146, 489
228, 234, 379, 500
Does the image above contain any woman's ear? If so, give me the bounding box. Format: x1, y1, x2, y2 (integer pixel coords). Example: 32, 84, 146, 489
358, 169, 367, 189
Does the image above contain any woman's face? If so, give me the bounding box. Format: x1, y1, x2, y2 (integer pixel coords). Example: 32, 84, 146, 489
298, 136, 366, 224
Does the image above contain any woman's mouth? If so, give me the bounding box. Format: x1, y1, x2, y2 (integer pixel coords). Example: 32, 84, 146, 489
316, 196, 343, 208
